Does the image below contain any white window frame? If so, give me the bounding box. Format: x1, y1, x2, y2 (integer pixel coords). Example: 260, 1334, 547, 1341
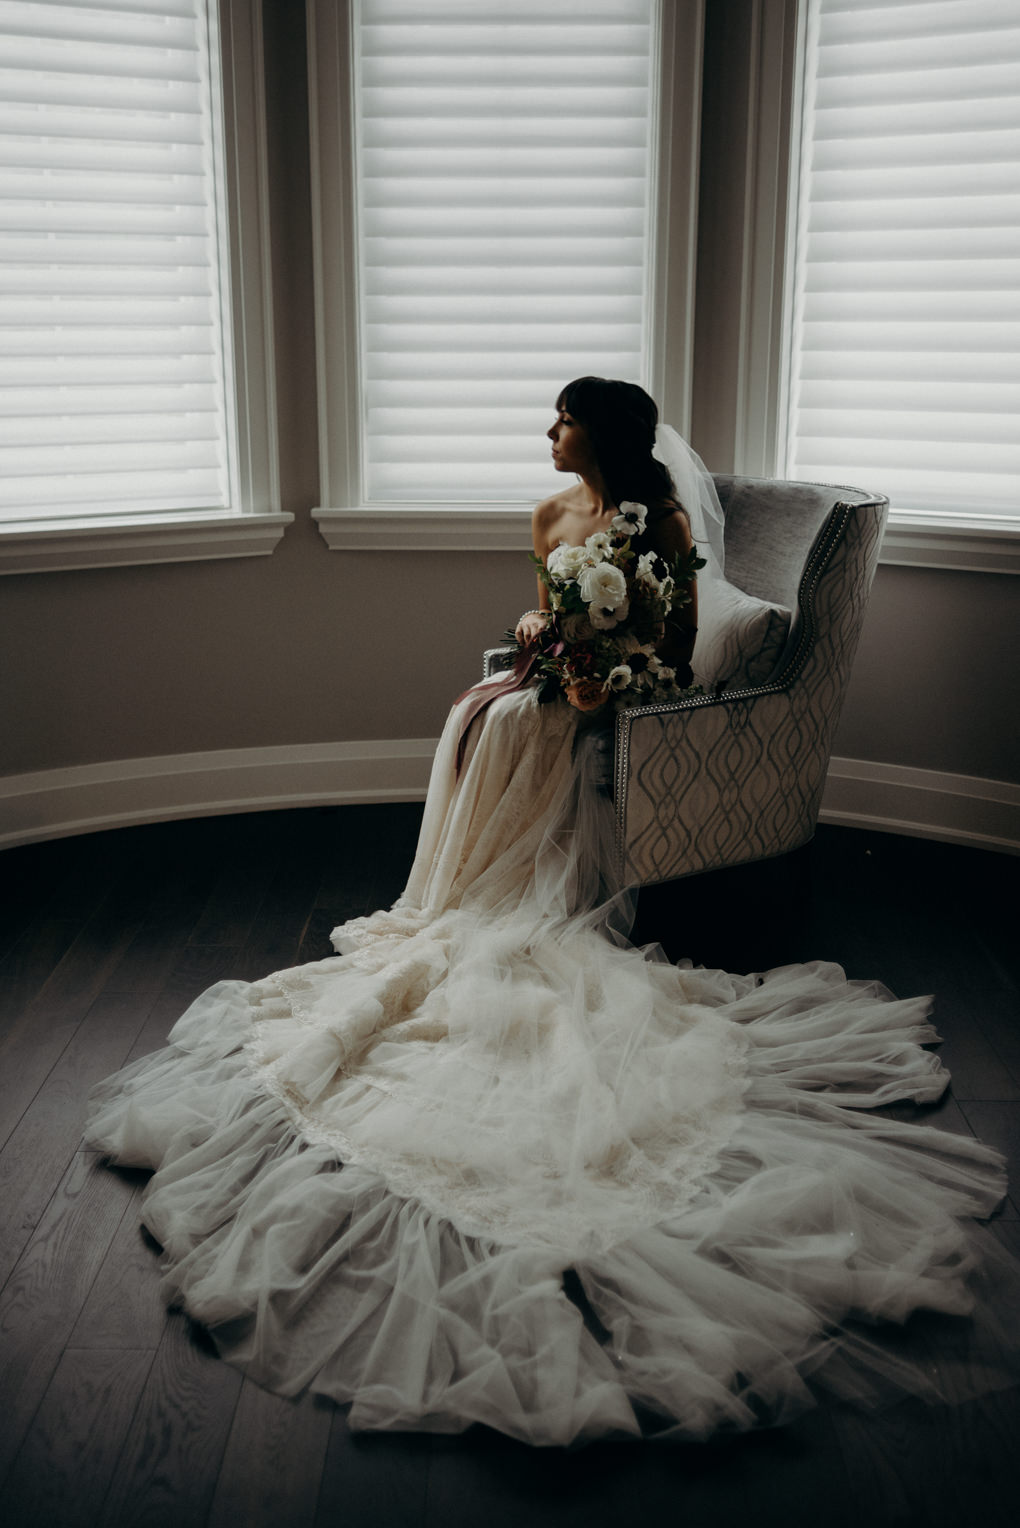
729, 0, 1019, 575
0, 0, 290, 577
308, 0, 705, 553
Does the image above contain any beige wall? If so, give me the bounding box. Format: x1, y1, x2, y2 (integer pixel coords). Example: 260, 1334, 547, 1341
2, 0, 1017, 791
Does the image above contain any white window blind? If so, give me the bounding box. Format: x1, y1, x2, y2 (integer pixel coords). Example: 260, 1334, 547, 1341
785, 0, 1020, 522
354, 0, 657, 504
0, 0, 235, 525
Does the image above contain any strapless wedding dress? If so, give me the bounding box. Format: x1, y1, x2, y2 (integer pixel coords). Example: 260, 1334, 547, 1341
86, 676, 1018, 1446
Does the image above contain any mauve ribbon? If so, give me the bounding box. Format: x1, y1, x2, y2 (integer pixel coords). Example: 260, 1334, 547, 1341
453, 646, 540, 777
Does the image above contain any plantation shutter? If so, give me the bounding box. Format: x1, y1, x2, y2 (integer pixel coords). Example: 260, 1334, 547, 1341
0, 0, 234, 525
354, 0, 657, 504
786, 0, 1020, 521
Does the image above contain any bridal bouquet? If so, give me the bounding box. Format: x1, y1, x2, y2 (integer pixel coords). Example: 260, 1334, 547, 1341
514, 502, 705, 713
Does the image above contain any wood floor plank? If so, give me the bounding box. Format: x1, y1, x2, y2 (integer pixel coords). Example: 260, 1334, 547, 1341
185, 811, 294, 948
208, 1381, 333, 1528
967, 985, 1020, 1093
0, 1151, 137, 1480
830, 1392, 1019, 1528
965, 856, 1020, 990
7, 829, 143, 952
297, 905, 343, 965
96, 1313, 243, 1528
957, 1102, 1020, 1219
312, 803, 420, 918
0, 990, 157, 1287
424, 1428, 629, 1528
315, 1411, 431, 1528
230, 834, 333, 985
99, 851, 216, 999
121, 943, 247, 1066
69, 1175, 167, 1352
920, 978, 1020, 1103
705, 1409, 854, 1528
0, 836, 77, 959
4, 1347, 154, 1528
0, 914, 94, 1039
422, 1424, 767, 1528
0, 881, 148, 1148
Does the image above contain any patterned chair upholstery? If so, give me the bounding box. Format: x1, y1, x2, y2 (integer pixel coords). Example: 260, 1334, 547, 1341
486, 476, 888, 889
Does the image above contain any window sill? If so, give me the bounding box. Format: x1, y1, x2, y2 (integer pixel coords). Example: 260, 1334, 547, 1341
880, 514, 1020, 575
313, 506, 533, 552
0, 511, 294, 575
314, 504, 1019, 573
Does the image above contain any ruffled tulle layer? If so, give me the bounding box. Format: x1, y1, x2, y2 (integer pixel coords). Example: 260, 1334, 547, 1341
85, 959, 1018, 1447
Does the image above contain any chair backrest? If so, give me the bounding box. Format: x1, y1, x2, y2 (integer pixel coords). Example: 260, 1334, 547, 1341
715, 475, 851, 612
713, 474, 888, 686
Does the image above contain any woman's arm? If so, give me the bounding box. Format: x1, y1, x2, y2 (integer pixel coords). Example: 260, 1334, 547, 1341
648, 508, 698, 686
515, 502, 555, 644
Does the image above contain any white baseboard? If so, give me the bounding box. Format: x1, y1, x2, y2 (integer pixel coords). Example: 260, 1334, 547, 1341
1, 742, 1017, 855
820, 757, 1020, 854
0, 739, 439, 849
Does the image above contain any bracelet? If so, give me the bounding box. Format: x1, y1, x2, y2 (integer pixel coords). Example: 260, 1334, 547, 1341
518, 609, 546, 621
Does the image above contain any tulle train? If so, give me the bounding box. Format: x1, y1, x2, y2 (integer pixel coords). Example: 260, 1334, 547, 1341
86, 960, 1016, 1446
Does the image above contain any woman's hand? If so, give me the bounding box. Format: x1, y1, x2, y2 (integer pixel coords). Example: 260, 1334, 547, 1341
515, 610, 549, 645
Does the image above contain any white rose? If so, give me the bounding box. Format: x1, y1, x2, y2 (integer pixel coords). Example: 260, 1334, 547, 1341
547, 542, 591, 580
584, 531, 613, 559
578, 561, 627, 610
611, 501, 648, 536
606, 664, 633, 692
590, 597, 630, 631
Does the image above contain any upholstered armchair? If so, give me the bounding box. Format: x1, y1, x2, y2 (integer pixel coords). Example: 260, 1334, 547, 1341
485, 476, 888, 889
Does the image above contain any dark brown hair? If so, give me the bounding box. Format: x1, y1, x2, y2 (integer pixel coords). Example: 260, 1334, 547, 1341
555, 377, 676, 511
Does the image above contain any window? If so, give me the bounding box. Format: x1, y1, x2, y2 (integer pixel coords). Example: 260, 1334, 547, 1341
355, 0, 656, 506
310, 0, 704, 549
0, 0, 287, 574
782, 0, 1020, 564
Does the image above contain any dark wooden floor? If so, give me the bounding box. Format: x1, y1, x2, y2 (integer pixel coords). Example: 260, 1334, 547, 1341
1, 807, 1017, 1528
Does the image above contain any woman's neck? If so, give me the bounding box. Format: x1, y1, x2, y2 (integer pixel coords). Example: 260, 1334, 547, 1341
575, 469, 613, 515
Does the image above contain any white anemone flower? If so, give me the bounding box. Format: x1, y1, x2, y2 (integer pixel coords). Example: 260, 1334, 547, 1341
584, 530, 613, 559
606, 664, 633, 692
611, 501, 648, 536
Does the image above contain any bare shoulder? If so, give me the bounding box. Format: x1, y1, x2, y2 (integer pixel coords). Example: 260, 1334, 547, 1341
645, 499, 693, 559
531, 487, 578, 558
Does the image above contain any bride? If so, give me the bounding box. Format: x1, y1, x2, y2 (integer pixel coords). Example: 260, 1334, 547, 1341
87, 379, 1017, 1447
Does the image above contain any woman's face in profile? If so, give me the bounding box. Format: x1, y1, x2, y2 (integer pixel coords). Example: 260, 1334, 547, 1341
548, 408, 597, 477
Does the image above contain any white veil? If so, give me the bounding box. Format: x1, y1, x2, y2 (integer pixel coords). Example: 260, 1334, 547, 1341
652, 423, 726, 578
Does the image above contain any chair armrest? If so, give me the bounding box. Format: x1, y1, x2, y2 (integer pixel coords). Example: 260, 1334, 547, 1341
483, 646, 516, 679
612, 683, 812, 885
